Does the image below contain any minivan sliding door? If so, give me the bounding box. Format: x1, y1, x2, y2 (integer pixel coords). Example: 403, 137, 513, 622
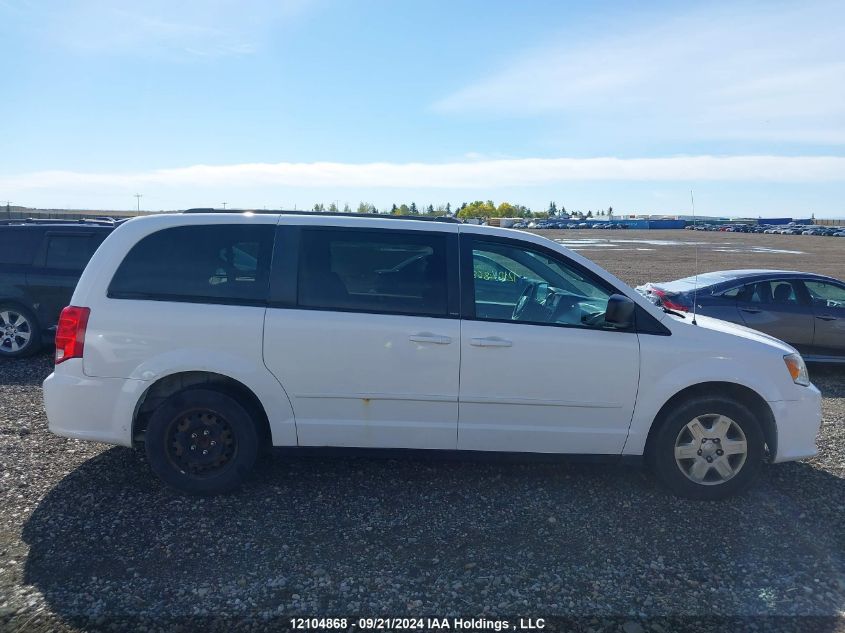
263, 223, 461, 450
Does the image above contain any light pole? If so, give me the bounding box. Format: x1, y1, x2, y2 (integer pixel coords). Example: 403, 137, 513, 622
134, 194, 142, 213
221, 202, 227, 209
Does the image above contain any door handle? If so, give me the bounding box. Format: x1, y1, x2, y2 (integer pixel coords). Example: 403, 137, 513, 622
740, 308, 762, 314
816, 315, 837, 321
470, 336, 513, 347
409, 333, 452, 344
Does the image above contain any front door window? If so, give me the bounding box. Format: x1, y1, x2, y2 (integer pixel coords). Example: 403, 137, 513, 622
471, 241, 615, 328
804, 281, 845, 308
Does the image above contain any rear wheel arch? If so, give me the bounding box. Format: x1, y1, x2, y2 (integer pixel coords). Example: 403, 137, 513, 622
133, 371, 272, 450
644, 381, 777, 462
0, 297, 41, 326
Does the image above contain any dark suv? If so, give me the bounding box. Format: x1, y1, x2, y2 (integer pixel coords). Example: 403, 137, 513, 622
0, 219, 117, 358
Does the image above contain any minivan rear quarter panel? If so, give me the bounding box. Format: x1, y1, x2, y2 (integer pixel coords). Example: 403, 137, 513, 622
71, 214, 298, 446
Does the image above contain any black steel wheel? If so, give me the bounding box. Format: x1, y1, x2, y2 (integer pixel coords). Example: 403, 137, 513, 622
145, 388, 259, 494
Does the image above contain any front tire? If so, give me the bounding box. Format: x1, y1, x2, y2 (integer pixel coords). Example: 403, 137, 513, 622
0, 304, 41, 358
145, 388, 260, 495
651, 396, 764, 500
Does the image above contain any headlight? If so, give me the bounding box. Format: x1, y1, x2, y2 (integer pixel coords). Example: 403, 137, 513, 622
783, 353, 810, 386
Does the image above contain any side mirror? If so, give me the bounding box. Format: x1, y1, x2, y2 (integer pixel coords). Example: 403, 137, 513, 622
605, 294, 635, 328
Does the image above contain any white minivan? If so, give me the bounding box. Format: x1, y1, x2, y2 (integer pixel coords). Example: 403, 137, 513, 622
43, 212, 822, 498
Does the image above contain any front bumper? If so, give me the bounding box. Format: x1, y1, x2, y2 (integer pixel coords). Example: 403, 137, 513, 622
769, 383, 823, 463
43, 360, 147, 447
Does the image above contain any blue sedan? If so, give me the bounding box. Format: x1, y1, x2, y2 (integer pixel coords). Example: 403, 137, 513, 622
637, 270, 845, 363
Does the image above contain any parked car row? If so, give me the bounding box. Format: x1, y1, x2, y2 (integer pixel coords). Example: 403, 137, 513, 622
687, 222, 845, 235
512, 220, 629, 230
760, 224, 843, 235
686, 223, 768, 232
686, 223, 756, 232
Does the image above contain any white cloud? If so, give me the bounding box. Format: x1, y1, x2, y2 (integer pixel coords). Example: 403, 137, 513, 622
3, 156, 845, 194
8, 0, 313, 58
433, 2, 845, 144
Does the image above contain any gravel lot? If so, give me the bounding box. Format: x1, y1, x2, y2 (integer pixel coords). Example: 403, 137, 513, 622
533, 228, 845, 287
1, 230, 843, 632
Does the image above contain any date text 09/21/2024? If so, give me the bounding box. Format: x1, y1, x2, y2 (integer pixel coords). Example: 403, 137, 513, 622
289, 617, 547, 630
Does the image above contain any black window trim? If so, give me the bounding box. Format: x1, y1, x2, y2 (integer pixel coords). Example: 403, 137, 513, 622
789, 279, 812, 306
458, 232, 670, 336
268, 225, 300, 308
268, 224, 461, 320
106, 290, 269, 307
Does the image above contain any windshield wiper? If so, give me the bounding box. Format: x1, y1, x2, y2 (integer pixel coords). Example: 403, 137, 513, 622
662, 306, 687, 318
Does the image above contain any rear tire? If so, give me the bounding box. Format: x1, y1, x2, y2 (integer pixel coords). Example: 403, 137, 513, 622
0, 304, 41, 359
145, 388, 259, 495
651, 396, 764, 500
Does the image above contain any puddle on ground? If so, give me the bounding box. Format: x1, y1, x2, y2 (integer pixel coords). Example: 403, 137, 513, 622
554, 238, 804, 255
713, 247, 806, 254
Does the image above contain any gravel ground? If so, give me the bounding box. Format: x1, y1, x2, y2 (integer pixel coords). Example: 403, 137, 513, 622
1, 230, 844, 632
530, 228, 845, 287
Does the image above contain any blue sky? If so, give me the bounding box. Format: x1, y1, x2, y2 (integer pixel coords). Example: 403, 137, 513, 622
1, 0, 844, 216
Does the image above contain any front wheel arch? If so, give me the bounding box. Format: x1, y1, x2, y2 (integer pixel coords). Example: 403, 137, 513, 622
644, 381, 777, 464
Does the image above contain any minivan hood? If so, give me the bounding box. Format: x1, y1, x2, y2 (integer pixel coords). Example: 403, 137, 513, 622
667, 313, 797, 356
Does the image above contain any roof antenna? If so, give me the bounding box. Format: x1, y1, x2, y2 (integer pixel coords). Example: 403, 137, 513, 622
690, 189, 699, 326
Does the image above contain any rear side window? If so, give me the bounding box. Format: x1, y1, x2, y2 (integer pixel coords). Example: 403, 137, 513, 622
0, 229, 43, 265
109, 224, 274, 305
298, 229, 449, 316
44, 235, 98, 270
742, 280, 804, 305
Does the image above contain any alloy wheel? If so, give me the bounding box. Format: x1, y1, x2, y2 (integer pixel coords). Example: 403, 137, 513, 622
674, 413, 748, 485
0, 310, 32, 354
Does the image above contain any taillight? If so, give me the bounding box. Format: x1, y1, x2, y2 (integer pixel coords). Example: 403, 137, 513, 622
55, 306, 90, 364
652, 289, 691, 312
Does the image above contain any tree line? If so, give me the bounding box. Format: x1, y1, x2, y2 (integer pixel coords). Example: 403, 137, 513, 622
310, 201, 615, 220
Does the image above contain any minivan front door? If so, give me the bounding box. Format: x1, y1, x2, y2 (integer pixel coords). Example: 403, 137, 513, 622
263, 225, 461, 449
457, 235, 640, 455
